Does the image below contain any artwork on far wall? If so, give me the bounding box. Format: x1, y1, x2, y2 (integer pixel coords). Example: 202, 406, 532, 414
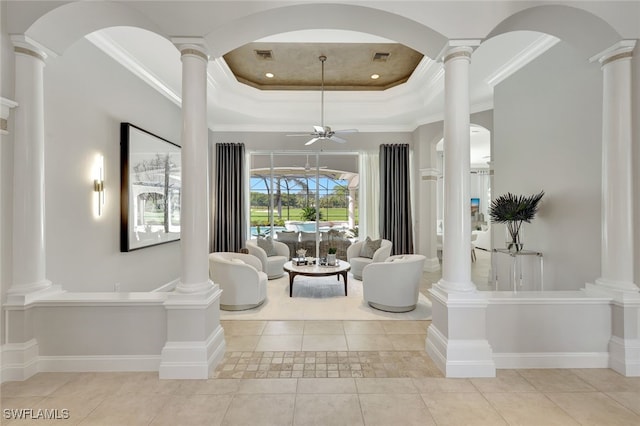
120, 123, 181, 252
471, 197, 480, 216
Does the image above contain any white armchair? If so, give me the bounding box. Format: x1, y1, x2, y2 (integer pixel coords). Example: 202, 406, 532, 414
209, 252, 268, 311
245, 238, 290, 279
346, 238, 392, 280
362, 254, 426, 312
472, 227, 491, 251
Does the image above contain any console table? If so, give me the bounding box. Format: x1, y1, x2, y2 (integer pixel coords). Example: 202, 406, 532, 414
492, 249, 544, 292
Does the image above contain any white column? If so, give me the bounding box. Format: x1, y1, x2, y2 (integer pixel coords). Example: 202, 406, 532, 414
421, 167, 441, 272
436, 45, 475, 293
587, 41, 639, 377
426, 43, 494, 378
160, 39, 225, 379
8, 36, 54, 299
347, 188, 355, 229
175, 42, 213, 294
591, 41, 638, 294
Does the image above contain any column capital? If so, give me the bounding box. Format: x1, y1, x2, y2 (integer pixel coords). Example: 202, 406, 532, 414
438, 40, 481, 63
590, 40, 636, 66
172, 37, 209, 62
11, 35, 57, 62
420, 168, 441, 180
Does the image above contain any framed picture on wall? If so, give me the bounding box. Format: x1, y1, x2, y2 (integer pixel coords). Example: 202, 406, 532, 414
471, 197, 480, 216
120, 123, 181, 252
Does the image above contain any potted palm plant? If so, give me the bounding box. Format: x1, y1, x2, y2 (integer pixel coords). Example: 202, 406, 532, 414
489, 191, 544, 252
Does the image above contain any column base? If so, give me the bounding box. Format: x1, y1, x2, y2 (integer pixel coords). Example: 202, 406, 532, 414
434, 279, 477, 293
0, 339, 39, 384
594, 277, 639, 294
426, 286, 495, 378
426, 325, 496, 378
159, 325, 225, 379
159, 283, 226, 379
6, 282, 63, 305
423, 257, 441, 272
586, 282, 640, 377
175, 280, 216, 295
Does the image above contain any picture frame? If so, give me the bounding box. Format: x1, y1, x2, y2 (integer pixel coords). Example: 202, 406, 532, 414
120, 123, 181, 252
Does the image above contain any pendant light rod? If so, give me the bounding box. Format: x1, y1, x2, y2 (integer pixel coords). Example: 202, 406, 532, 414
319, 55, 326, 129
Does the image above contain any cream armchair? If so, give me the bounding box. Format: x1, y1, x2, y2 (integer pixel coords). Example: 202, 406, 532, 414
362, 254, 426, 312
346, 238, 392, 280
245, 238, 290, 279
209, 252, 267, 311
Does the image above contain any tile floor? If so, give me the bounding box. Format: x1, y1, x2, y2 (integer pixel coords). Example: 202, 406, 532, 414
3, 256, 640, 425
2, 320, 640, 425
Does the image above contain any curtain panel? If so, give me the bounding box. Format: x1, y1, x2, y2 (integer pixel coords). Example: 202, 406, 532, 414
359, 152, 380, 240
213, 143, 246, 252
379, 144, 414, 255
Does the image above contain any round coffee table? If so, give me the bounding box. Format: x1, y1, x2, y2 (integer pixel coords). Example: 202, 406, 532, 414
283, 260, 351, 297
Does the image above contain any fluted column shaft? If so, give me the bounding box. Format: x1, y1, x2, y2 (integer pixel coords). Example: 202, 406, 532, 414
438, 46, 475, 293
176, 43, 212, 294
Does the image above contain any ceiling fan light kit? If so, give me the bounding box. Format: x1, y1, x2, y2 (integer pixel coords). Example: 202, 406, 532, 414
288, 55, 358, 146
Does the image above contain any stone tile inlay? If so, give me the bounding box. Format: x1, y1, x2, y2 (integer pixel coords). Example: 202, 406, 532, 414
213, 350, 442, 379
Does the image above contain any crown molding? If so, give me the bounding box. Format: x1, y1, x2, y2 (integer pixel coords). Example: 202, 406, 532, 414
485, 34, 559, 87
85, 32, 182, 106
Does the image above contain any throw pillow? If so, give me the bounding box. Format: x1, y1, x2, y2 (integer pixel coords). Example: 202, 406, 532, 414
360, 237, 382, 258
257, 237, 277, 256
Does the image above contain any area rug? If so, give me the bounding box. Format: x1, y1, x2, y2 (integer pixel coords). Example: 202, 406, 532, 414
219, 274, 432, 321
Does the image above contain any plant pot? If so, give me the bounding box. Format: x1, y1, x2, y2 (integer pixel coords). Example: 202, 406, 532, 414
327, 253, 337, 266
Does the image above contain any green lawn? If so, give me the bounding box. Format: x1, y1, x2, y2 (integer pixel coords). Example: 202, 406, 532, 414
251, 207, 358, 225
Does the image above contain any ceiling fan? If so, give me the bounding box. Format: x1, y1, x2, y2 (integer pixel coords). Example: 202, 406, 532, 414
288, 55, 358, 146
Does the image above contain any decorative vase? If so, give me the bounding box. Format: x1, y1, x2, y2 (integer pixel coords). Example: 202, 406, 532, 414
327, 253, 337, 266
505, 223, 524, 252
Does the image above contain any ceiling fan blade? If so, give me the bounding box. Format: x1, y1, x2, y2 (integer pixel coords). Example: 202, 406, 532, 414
333, 129, 359, 134
305, 137, 320, 146
287, 134, 312, 137
313, 125, 325, 134
329, 135, 347, 143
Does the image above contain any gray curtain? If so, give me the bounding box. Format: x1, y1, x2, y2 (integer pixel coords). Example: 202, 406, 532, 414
379, 144, 414, 255
213, 143, 246, 252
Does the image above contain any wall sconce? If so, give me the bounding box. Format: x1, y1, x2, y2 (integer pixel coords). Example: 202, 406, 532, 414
93, 154, 105, 216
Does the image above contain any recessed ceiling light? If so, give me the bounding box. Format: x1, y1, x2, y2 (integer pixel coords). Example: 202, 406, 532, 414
265, 72, 274, 78
370, 74, 380, 80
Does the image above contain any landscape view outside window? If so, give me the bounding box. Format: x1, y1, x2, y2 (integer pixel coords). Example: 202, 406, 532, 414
249, 153, 359, 236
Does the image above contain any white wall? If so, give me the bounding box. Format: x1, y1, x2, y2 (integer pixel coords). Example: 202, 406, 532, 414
633, 46, 640, 288
493, 41, 602, 290
43, 37, 182, 292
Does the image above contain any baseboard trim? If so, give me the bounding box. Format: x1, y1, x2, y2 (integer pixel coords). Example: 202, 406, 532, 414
493, 352, 610, 369
609, 336, 640, 376
159, 325, 226, 379
426, 324, 496, 378
38, 355, 161, 372
1, 339, 39, 384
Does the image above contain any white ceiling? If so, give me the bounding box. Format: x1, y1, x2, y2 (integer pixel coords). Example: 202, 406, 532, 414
85, 27, 558, 165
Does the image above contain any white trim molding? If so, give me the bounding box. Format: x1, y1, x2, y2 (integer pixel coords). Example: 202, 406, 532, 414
1, 339, 39, 383
485, 34, 559, 87
0, 97, 18, 135
493, 351, 609, 369
159, 325, 225, 379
